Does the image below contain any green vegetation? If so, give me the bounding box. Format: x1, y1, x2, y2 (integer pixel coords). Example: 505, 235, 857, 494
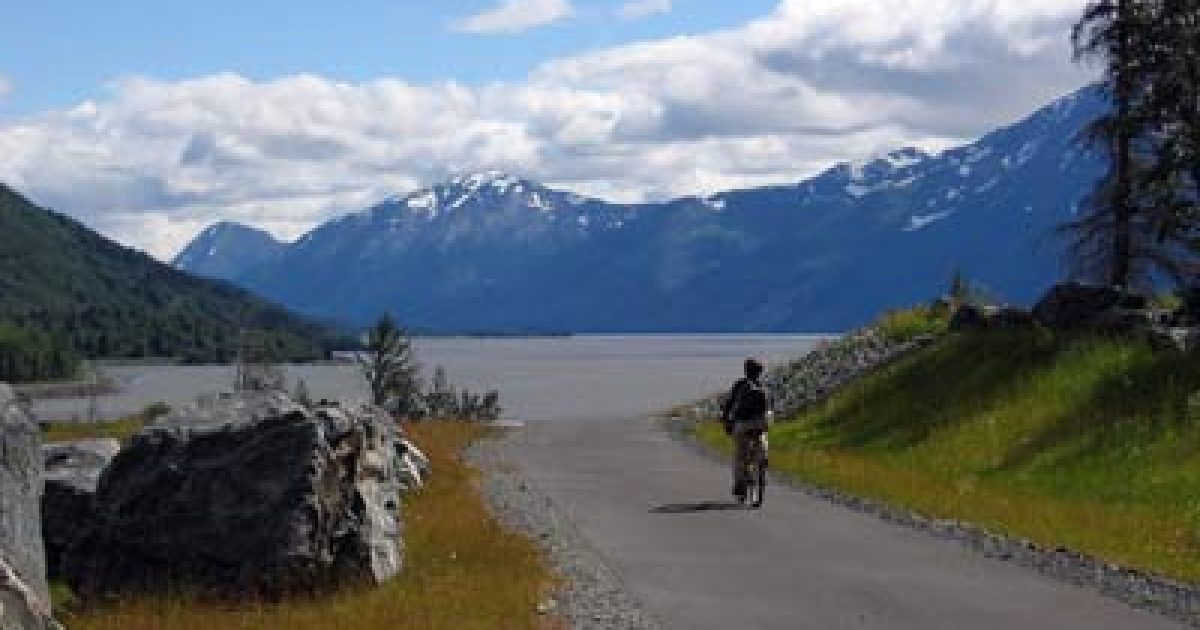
0, 322, 79, 382
57, 422, 557, 630
42, 403, 170, 443
698, 330, 1200, 581
0, 184, 349, 373
874, 305, 949, 342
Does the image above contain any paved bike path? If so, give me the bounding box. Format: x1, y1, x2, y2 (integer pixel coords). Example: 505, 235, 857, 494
503, 417, 1181, 630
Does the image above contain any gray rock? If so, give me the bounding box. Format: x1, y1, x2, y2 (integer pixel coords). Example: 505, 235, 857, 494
1150, 327, 1200, 353
0, 384, 55, 629
41, 439, 121, 579
396, 437, 430, 491
65, 392, 421, 598
1033, 282, 1147, 330
986, 307, 1036, 330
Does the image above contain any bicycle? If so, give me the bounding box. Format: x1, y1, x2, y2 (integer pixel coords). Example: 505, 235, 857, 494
737, 430, 767, 509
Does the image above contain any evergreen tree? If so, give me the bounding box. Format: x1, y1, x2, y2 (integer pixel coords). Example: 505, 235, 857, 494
1067, 0, 1157, 287
358, 313, 421, 414
1066, 0, 1200, 286
1139, 0, 1200, 268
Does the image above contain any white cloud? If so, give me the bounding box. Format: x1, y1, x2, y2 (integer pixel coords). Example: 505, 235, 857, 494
0, 0, 1096, 260
0, 76, 11, 101
618, 0, 671, 19
454, 0, 574, 34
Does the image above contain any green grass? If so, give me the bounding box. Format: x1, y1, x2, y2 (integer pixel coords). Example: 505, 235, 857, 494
697, 330, 1200, 582
42, 403, 169, 443
874, 304, 949, 342
55, 422, 559, 630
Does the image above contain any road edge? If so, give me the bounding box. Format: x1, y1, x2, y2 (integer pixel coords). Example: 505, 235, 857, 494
468, 428, 665, 630
660, 415, 1200, 628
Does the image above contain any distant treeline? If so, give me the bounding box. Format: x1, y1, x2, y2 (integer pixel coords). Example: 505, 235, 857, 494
0, 323, 78, 383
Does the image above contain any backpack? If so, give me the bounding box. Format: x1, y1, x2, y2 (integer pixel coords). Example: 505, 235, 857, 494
732, 379, 768, 423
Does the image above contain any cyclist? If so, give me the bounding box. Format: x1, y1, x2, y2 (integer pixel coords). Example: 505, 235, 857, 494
720, 357, 772, 501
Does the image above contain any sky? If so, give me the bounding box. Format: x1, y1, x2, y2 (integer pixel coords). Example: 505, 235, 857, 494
0, 0, 1098, 260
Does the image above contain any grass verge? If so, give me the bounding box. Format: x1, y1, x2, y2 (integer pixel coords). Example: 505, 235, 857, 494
696, 330, 1200, 582
42, 403, 169, 443
56, 421, 559, 630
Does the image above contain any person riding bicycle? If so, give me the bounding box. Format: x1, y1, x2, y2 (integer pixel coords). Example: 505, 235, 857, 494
720, 357, 772, 501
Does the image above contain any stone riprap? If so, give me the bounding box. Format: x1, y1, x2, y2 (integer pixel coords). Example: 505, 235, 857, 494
0, 383, 57, 630
689, 330, 937, 422
41, 439, 121, 579
65, 392, 428, 598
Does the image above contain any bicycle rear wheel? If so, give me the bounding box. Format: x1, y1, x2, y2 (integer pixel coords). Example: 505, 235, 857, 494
751, 462, 766, 508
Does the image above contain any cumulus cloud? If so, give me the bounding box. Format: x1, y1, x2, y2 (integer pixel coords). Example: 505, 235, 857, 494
0, 0, 1096, 259
454, 0, 574, 34
618, 0, 671, 19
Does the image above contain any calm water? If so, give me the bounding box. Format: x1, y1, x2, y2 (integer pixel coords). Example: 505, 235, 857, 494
31, 335, 827, 424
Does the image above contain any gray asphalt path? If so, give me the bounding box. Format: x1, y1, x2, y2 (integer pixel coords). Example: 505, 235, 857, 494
504, 417, 1182, 630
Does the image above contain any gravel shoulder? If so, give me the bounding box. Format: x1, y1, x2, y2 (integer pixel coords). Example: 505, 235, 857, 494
469, 430, 662, 630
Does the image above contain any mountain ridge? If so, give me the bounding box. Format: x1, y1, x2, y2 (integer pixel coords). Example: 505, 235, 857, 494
175, 85, 1106, 332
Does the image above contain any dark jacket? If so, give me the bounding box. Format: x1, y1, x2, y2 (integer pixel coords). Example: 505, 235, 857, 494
721, 377, 770, 427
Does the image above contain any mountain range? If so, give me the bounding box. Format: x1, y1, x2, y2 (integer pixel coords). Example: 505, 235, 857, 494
174, 86, 1107, 333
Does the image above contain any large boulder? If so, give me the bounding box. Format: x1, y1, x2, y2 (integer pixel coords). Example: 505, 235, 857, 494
1032, 282, 1148, 330
41, 439, 121, 579
0, 384, 56, 629
65, 392, 423, 598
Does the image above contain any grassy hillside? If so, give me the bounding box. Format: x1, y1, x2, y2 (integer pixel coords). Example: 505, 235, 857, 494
0, 184, 345, 369
698, 329, 1200, 581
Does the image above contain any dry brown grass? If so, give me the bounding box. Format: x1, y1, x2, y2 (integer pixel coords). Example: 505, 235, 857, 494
58, 421, 560, 630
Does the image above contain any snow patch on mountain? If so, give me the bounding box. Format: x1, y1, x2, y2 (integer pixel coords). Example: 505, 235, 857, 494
904, 210, 953, 232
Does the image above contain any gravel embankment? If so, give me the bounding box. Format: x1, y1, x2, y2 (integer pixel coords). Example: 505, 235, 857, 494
689, 329, 937, 420
469, 434, 662, 630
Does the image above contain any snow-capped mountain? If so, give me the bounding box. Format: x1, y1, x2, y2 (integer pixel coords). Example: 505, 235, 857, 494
175, 85, 1106, 332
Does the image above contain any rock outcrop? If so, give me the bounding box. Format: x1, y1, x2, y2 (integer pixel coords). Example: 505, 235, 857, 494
41, 439, 120, 579
1033, 283, 1147, 330
948, 304, 987, 331
65, 392, 427, 598
0, 384, 56, 629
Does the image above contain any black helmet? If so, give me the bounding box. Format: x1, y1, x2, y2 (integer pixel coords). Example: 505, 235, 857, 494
744, 357, 764, 379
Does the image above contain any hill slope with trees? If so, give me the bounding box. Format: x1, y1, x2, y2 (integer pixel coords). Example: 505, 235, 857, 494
0, 184, 344, 379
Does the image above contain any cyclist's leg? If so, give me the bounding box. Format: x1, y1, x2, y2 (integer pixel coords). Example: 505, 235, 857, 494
732, 426, 750, 496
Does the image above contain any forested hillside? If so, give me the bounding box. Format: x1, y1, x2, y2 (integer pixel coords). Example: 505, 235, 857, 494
0, 184, 345, 379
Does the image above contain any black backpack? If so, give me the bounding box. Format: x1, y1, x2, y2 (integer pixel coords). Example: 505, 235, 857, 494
732, 379, 768, 422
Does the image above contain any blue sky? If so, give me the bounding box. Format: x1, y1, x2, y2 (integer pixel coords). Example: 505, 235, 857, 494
0, 0, 1095, 259
0, 0, 775, 117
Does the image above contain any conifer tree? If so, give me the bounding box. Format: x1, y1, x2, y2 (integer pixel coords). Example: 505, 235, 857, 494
359, 313, 421, 414
1067, 0, 1155, 287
